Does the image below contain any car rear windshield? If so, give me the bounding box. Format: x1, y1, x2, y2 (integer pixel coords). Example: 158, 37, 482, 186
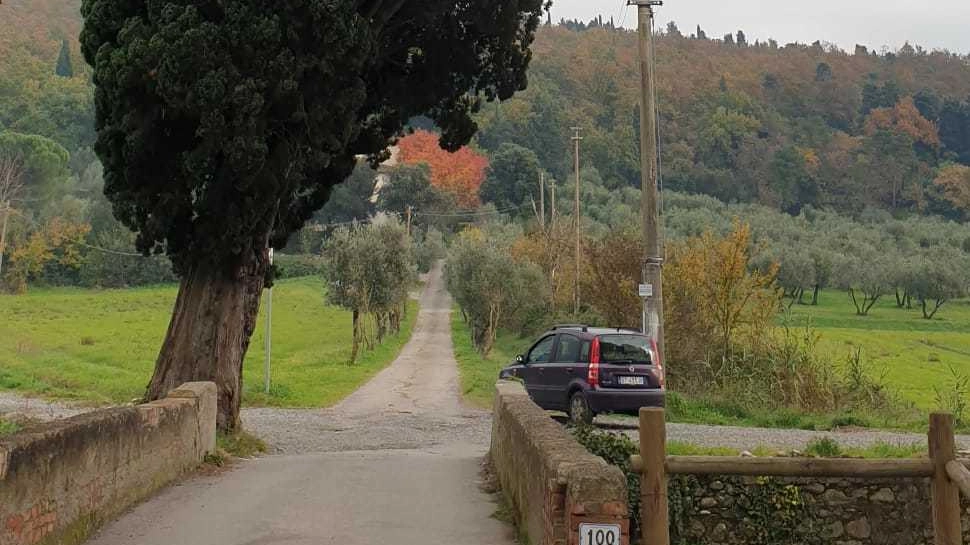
598, 335, 652, 364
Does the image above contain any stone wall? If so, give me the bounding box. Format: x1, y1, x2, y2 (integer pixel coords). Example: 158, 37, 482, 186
0, 382, 217, 545
490, 380, 630, 545
671, 474, 970, 545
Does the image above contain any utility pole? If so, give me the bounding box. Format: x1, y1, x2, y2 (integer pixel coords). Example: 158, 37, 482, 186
550, 180, 556, 226
539, 171, 546, 230
264, 248, 274, 395
571, 127, 583, 317
405, 205, 412, 237
630, 0, 667, 365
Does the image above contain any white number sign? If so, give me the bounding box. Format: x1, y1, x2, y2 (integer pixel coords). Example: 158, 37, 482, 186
579, 523, 621, 545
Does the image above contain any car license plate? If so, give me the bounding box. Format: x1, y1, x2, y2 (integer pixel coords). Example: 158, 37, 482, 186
618, 376, 645, 386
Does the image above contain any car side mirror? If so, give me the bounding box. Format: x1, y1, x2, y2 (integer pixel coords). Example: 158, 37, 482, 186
516, 354, 525, 364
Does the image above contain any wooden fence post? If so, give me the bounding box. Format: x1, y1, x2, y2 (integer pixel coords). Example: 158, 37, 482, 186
930, 412, 963, 545
640, 408, 669, 545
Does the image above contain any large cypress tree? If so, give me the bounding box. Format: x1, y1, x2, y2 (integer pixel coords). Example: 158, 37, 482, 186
81, 0, 547, 431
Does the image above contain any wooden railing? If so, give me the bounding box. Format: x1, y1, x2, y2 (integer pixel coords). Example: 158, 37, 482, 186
630, 409, 969, 545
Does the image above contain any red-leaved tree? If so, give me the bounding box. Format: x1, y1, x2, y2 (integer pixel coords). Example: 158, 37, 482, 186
398, 130, 488, 208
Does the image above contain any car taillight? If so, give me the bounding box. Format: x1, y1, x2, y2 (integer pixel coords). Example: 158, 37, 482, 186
588, 337, 601, 388
650, 338, 664, 387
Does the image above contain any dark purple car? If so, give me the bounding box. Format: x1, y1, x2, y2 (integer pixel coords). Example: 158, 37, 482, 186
499, 325, 665, 424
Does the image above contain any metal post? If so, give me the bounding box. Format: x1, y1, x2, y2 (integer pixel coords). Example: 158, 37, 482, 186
631, 0, 666, 361
264, 248, 274, 395
0, 200, 9, 277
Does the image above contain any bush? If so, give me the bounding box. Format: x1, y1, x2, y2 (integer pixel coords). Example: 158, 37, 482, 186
571, 426, 641, 537
274, 253, 325, 279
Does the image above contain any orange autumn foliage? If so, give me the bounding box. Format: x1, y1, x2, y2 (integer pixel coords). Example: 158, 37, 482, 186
864, 96, 941, 147
397, 130, 488, 208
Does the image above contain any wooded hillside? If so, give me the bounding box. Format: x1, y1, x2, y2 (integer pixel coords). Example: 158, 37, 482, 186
4, 2, 970, 221
475, 23, 970, 219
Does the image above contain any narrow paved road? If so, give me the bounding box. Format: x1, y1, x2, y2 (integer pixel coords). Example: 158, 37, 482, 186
86, 263, 513, 545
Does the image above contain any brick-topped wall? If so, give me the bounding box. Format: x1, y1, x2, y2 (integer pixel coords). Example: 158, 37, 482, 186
490, 381, 630, 545
0, 382, 217, 545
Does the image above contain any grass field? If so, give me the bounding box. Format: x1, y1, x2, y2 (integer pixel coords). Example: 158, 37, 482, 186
451, 309, 522, 409
0, 277, 417, 408
786, 290, 970, 410
452, 290, 970, 429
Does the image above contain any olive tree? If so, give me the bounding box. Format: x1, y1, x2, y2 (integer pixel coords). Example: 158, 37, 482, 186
835, 253, 892, 316
907, 250, 967, 319
81, 0, 546, 430
322, 219, 413, 363
446, 228, 548, 356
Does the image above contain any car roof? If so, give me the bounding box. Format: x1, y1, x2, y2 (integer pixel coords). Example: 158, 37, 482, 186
548, 325, 646, 337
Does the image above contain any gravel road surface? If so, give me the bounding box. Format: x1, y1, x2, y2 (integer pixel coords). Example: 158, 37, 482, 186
86, 263, 514, 545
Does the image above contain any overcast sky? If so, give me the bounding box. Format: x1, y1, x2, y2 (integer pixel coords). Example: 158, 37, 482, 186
550, 1, 970, 54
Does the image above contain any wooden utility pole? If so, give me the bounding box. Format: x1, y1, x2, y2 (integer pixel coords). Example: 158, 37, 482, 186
539, 171, 546, 229
550, 180, 556, 226
631, 0, 666, 361
405, 205, 412, 237
571, 126, 583, 317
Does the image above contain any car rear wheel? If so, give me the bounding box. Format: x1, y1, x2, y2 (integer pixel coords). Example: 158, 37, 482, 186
569, 391, 594, 425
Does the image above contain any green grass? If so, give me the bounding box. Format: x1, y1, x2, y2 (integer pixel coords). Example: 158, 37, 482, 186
217, 430, 268, 458
454, 289, 970, 430
785, 290, 970, 410
665, 439, 926, 459
0, 277, 418, 408
0, 418, 19, 436
451, 308, 529, 408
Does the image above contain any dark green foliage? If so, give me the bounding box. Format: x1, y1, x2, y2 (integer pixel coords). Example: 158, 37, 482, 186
273, 253, 324, 280
814, 62, 832, 82
939, 99, 970, 164
55, 39, 74, 78
479, 143, 542, 211
80, 0, 547, 274
861, 79, 901, 114
315, 162, 378, 226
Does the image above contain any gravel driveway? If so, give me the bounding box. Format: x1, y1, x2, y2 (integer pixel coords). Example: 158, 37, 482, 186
241, 262, 493, 454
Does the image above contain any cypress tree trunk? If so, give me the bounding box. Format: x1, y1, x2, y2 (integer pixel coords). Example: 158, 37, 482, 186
145, 242, 269, 432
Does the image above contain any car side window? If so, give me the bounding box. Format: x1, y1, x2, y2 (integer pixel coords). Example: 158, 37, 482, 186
553, 334, 581, 363
528, 336, 556, 364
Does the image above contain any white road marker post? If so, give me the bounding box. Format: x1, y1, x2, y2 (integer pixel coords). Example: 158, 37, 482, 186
264, 248, 274, 395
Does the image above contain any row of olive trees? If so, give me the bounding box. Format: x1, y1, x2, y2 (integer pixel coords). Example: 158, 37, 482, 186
322, 219, 414, 364
657, 192, 970, 319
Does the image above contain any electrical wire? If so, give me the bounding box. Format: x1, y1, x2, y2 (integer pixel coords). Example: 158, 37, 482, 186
77, 242, 145, 257
413, 203, 529, 218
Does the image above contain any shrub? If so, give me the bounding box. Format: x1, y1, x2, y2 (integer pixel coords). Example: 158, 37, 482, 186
274, 253, 325, 279
571, 426, 641, 537
804, 437, 842, 457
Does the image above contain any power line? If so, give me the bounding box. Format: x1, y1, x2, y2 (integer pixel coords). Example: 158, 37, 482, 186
78, 242, 147, 257
413, 204, 529, 218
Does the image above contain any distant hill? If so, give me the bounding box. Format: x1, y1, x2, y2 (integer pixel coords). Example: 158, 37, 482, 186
3, 4, 970, 219
475, 25, 970, 219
